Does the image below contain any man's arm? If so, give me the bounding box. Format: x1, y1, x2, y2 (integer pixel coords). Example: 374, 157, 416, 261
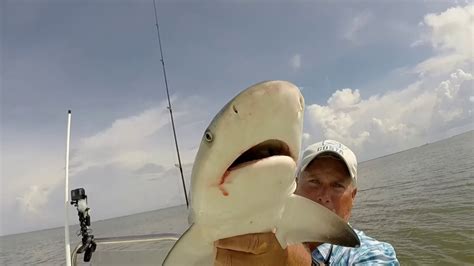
215, 232, 312, 266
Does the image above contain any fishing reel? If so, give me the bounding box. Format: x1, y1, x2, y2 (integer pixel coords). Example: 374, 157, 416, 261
71, 188, 97, 262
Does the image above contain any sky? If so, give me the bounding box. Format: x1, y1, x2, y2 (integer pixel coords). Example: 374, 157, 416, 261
1, 0, 473, 235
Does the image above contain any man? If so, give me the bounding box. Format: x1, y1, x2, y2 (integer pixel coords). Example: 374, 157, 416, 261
215, 140, 399, 265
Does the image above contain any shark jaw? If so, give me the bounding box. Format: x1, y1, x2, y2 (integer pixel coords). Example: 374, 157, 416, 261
228, 139, 293, 171
218, 139, 293, 196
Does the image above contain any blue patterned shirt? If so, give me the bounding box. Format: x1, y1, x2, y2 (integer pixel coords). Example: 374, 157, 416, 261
311, 229, 399, 265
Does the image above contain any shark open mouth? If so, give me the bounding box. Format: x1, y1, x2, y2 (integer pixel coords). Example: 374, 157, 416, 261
227, 139, 292, 171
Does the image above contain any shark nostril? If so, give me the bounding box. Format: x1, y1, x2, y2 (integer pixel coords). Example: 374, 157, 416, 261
232, 105, 238, 114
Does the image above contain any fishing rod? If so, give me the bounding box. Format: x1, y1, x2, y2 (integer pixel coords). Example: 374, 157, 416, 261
152, 0, 189, 208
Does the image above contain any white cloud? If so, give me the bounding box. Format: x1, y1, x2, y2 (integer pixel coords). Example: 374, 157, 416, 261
343, 11, 373, 44
327, 88, 361, 109
410, 39, 425, 48
2, 150, 65, 223
5, 103, 178, 232
303, 4, 474, 160
290, 54, 302, 71
71, 100, 181, 175
425, 5, 473, 55
305, 69, 473, 161
69, 95, 207, 176
55, 97, 205, 223
414, 4, 474, 76
431, 69, 473, 131
16, 185, 50, 215
302, 132, 311, 148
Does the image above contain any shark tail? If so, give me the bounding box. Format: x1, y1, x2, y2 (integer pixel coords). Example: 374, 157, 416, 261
275, 194, 360, 248
163, 224, 214, 266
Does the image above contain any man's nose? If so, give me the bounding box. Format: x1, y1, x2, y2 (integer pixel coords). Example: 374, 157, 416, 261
316, 189, 331, 205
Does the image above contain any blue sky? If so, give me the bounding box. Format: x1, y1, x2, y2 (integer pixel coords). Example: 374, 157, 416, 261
1, 0, 473, 235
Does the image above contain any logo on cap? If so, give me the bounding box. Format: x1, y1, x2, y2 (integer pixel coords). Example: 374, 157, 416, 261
317, 145, 344, 156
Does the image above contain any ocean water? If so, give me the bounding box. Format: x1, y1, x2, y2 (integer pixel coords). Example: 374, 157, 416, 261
352, 131, 474, 265
1, 131, 473, 265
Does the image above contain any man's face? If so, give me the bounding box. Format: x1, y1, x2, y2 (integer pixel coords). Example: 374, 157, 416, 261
295, 156, 357, 222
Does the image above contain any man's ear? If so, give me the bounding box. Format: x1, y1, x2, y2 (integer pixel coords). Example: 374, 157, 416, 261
352, 187, 357, 200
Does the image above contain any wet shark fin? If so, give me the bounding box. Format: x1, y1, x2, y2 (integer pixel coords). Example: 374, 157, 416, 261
275, 194, 360, 248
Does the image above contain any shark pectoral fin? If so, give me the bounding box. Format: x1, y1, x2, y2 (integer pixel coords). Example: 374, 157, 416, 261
275, 194, 360, 249
163, 224, 215, 266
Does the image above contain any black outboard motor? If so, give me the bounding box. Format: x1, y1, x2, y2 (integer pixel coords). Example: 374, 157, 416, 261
70, 188, 97, 262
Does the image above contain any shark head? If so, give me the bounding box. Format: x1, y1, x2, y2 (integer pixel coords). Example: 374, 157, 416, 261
189, 80, 304, 225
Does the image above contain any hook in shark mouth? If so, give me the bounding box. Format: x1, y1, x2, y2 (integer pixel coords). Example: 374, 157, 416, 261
228, 139, 292, 171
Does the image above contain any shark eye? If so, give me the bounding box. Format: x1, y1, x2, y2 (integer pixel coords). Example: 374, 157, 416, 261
204, 130, 213, 142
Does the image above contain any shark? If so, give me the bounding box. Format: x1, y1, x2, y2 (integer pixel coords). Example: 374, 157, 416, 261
163, 80, 360, 265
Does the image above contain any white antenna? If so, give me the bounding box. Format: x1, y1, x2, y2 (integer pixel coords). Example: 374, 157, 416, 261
64, 110, 72, 266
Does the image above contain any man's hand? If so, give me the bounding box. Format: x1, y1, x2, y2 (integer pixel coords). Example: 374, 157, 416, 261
214, 232, 312, 266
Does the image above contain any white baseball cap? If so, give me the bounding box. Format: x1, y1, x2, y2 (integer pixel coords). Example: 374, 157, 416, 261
298, 139, 358, 186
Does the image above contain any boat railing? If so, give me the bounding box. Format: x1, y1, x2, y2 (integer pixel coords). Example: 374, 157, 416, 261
72, 233, 180, 265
